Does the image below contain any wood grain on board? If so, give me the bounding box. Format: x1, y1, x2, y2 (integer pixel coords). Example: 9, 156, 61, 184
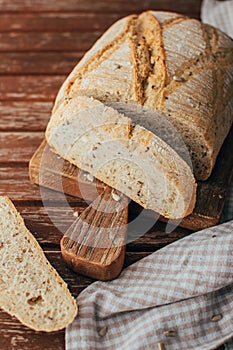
0, 132, 44, 163
0, 76, 65, 101
0, 101, 52, 131
0, 52, 83, 75
0, 13, 123, 32
0, 32, 102, 52
61, 186, 128, 280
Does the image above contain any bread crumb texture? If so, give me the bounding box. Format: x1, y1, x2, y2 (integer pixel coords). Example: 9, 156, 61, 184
0, 196, 77, 332
47, 96, 196, 218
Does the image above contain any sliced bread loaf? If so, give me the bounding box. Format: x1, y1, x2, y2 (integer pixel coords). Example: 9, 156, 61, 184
52, 11, 233, 181
46, 96, 196, 219
0, 196, 77, 332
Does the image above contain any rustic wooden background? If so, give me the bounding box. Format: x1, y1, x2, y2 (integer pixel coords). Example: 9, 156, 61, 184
0, 0, 226, 349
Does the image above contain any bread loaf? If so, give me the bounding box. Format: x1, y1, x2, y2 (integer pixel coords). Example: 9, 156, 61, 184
0, 196, 77, 332
46, 95, 196, 219
51, 11, 233, 181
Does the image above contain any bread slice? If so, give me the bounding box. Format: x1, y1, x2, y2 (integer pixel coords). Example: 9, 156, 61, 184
52, 11, 233, 181
46, 95, 196, 219
0, 196, 77, 332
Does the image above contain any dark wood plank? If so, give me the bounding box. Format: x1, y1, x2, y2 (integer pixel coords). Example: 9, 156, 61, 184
0, 311, 65, 350
0, 75, 65, 101
0, 166, 88, 202
15, 204, 88, 245
0, 101, 52, 131
49, 249, 152, 295
0, 167, 47, 201
16, 203, 192, 248
0, 132, 44, 163
126, 223, 192, 251
0, 52, 82, 75
191, 127, 233, 220
124, 251, 151, 267
0, 13, 122, 32
0, 0, 202, 19
0, 32, 100, 52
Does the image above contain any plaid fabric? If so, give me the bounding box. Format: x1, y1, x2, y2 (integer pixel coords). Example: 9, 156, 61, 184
66, 2, 233, 349
66, 220, 233, 350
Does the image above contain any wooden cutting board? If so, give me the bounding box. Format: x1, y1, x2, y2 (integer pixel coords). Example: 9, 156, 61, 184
29, 128, 233, 280
60, 185, 128, 281
29, 126, 233, 232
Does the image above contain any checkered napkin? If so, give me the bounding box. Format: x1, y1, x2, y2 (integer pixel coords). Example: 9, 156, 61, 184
66, 219, 233, 350
66, 2, 233, 349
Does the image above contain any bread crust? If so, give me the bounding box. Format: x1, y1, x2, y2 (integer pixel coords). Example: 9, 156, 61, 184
52, 11, 233, 181
0, 196, 77, 332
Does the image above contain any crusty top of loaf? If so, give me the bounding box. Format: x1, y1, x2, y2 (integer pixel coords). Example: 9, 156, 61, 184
52, 11, 233, 180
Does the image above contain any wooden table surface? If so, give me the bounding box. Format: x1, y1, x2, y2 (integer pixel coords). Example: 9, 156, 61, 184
0, 0, 226, 349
